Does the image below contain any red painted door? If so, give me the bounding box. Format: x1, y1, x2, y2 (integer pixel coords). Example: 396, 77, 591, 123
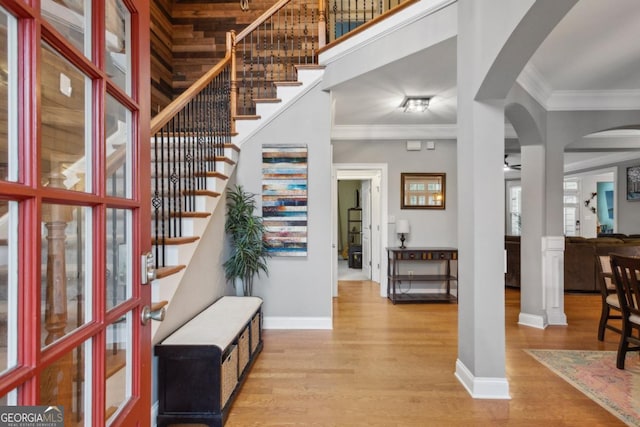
0, 1, 151, 425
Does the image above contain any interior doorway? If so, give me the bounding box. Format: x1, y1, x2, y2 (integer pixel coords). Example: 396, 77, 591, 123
332, 164, 388, 298
337, 179, 369, 281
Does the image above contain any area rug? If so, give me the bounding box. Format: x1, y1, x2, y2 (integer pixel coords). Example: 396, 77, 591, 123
526, 350, 640, 426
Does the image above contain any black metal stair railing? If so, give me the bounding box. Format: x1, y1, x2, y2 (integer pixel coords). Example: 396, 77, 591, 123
151, 64, 231, 269
325, 0, 412, 43
235, 0, 320, 116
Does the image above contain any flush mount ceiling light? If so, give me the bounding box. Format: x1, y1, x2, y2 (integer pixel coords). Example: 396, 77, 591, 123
401, 96, 431, 113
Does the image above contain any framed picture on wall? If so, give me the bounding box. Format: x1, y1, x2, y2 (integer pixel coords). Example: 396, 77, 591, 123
401, 173, 446, 209
627, 165, 640, 201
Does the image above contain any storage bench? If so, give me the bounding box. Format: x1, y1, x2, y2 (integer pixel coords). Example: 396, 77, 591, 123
155, 296, 263, 427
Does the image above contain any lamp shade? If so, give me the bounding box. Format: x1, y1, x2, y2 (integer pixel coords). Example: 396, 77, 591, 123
396, 219, 410, 234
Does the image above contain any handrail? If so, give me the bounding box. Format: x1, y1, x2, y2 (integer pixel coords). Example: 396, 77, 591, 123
236, 0, 294, 42
317, 0, 418, 55
151, 32, 235, 135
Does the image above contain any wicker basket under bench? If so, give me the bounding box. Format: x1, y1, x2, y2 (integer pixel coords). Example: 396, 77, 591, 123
155, 296, 263, 427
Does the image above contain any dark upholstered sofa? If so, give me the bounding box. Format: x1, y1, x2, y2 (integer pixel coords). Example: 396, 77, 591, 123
505, 235, 640, 292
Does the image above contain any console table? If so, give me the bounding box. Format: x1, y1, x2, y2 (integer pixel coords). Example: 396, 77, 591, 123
387, 247, 458, 304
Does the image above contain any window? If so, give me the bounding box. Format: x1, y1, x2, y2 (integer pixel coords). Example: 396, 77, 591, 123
563, 179, 580, 236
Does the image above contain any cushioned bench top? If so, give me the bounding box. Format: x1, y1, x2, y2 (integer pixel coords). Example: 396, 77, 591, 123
161, 296, 262, 348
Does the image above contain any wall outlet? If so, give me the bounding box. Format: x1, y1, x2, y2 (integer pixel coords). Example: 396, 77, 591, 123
408, 270, 414, 278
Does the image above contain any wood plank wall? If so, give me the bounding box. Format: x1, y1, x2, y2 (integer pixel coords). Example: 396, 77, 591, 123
151, 0, 174, 115
150, 0, 275, 114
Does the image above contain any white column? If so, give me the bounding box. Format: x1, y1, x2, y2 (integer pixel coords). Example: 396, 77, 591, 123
519, 145, 547, 328
455, 0, 509, 400
543, 140, 567, 325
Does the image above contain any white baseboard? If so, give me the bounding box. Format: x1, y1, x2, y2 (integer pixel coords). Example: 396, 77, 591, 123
455, 359, 511, 399
263, 316, 333, 330
546, 309, 568, 326
518, 312, 547, 329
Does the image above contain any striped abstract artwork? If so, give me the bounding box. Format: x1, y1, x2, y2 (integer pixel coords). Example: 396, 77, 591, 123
262, 145, 308, 256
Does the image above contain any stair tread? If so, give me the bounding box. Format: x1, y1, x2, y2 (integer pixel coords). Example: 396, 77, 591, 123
151, 300, 169, 312
155, 265, 186, 279
191, 189, 222, 197
215, 156, 236, 165
234, 114, 261, 120
295, 64, 325, 70
225, 143, 241, 152
106, 349, 126, 379
254, 98, 282, 103
274, 81, 303, 87
194, 171, 229, 179
179, 212, 212, 218
152, 236, 200, 245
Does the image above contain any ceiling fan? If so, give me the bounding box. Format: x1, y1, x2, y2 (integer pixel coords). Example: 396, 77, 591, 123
504, 155, 521, 171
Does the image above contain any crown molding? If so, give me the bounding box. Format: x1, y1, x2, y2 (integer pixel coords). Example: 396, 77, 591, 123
564, 151, 640, 173
547, 90, 640, 111
331, 123, 517, 140
516, 64, 552, 109
517, 64, 640, 111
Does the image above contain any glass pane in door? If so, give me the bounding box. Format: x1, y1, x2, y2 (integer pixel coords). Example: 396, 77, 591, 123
0, 7, 17, 182
105, 0, 131, 95
40, 340, 92, 426
0, 201, 17, 374
105, 95, 131, 198
41, 204, 91, 347
106, 208, 131, 310
42, 0, 91, 58
0, 388, 17, 405
105, 314, 131, 425
41, 42, 91, 192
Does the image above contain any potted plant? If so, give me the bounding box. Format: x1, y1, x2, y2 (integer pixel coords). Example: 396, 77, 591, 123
224, 185, 270, 296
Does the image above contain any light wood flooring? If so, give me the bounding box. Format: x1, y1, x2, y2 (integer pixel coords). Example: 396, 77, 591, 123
226, 281, 627, 426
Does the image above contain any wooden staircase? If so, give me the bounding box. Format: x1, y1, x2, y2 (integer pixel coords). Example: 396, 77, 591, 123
149, 64, 324, 342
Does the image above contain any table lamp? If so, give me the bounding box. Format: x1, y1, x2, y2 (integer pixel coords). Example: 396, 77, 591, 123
396, 219, 410, 249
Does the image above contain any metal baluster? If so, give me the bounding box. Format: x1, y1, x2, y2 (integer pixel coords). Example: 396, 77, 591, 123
340, 0, 344, 39
250, 31, 254, 113
168, 117, 175, 238
262, 20, 267, 99
332, 0, 337, 41
226, 66, 231, 150
290, 4, 294, 79
297, 0, 302, 65
192, 92, 199, 197
277, 9, 282, 82
311, 0, 316, 59
269, 16, 274, 91
304, 0, 309, 63
209, 78, 220, 174
174, 113, 180, 238
241, 38, 247, 115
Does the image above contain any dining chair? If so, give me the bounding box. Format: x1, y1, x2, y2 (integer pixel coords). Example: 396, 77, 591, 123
595, 252, 622, 341
609, 253, 640, 369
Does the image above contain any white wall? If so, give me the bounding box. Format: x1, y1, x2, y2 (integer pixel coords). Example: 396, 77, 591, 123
235, 82, 333, 328
332, 139, 458, 248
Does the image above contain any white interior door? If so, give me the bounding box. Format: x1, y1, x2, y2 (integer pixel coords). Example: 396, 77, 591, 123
361, 179, 372, 279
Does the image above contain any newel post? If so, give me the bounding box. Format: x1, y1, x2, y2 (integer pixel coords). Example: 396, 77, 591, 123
228, 30, 238, 135
41, 172, 74, 426
318, 0, 326, 48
